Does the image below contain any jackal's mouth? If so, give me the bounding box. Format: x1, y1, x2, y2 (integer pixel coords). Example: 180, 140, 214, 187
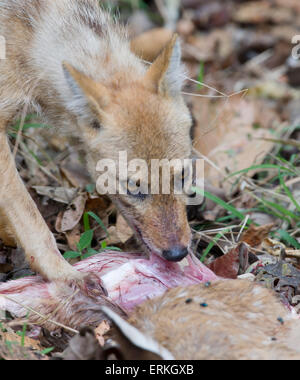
131, 223, 190, 264
113, 200, 189, 263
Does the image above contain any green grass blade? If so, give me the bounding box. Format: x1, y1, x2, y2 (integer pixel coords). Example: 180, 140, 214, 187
192, 187, 250, 223
261, 198, 299, 221
197, 62, 205, 90
279, 171, 300, 213
63, 251, 81, 259
83, 212, 91, 232
27, 149, 43, 166
87, 211, 108, 236
39, 347, 54, 355
276, 229, 300, 249
201, 232, 224, 262
77, 230, 94, 251
104, 246, 122, 252
226, 164, 295, 179
20, 318, 28, 347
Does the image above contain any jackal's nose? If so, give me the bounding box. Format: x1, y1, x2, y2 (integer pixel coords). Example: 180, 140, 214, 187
162, 247, 189, 262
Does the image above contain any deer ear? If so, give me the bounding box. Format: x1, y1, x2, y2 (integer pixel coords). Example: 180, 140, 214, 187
144, 35, 184, 98
63, 62, 110, 118
101, 307, 174, 360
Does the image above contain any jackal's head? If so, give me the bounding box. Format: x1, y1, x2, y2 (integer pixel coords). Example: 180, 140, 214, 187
63, 36, 193, 262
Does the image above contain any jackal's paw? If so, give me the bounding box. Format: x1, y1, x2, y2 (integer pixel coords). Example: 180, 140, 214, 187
66, 272, 108, 299
82, 272, 108, 298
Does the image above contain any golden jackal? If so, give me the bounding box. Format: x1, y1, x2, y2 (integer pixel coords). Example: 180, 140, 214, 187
0, 0, 193, 289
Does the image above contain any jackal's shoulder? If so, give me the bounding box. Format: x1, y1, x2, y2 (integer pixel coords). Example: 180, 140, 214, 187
0, 0, 137, 122
0, 0, 122, 35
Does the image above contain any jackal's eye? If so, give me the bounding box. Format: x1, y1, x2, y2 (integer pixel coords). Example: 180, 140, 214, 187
127, 179, 148, 201
91, 120, 101, 130
127, 189, 148, 201
175, 165, 194, 195
189, 112, 196, 141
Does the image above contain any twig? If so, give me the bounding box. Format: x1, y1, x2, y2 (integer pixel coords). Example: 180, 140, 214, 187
154, 0, 180, 30
1, 294, 79, 335
269, 249, 300, 259
37, 288, 80, 326
12, 104, 28, 159
18, 141, 62, 185
236, 215, 250, 243
192, 147, 236, 187
256, 137, 300, 149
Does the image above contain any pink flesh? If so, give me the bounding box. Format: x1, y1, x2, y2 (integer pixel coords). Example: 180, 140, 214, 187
0, 252, 218, 316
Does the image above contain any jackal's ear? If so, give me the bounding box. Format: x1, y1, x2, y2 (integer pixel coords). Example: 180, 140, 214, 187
144, 35, 184, 98
63, 62, 110, 118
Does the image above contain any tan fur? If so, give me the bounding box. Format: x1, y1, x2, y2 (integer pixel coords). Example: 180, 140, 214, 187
127, 280, 300, 360
0, 211, 15, 247
0, 1, 192, 282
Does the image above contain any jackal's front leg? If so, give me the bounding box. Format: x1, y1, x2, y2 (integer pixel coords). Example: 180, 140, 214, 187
0, 131, 102, 292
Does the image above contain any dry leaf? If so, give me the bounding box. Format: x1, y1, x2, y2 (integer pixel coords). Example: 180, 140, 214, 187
55, 194, 87, 233
131, 28, 173, 62
33, 186, 78, 205
248, 81, 300, 100
262, 238, 300, 258
65, 225, 81, 251
274, 0, 300, 13
185, 28, 233, 63
193, 97, 282, 191
234, 1, 293, 25
105, 226, 121, 246
256, 260, 300, 309
192, 1, 231, 29
116, 215, 133, 244
95, 320, 110, 347
0, 325, 42, 351
207, 243, 249, 279
61, 163, 91, 188
0, 342, 46, 360
241, 224, 274, 248
85, 197, 111, 219
176, 18, 195, 37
